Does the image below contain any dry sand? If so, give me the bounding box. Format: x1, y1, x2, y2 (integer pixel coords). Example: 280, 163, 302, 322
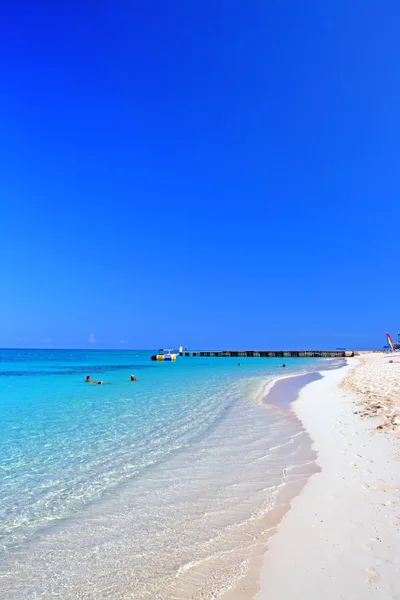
343, 352, 400, 430
256, 358, 400, 600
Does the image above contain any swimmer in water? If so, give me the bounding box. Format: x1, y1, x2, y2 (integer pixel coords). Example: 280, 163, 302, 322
282, 364, 286, 368
85, 375, 98, 384
130, 375, 138, 381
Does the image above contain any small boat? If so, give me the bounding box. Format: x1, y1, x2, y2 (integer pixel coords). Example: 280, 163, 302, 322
151, 349, 178, 361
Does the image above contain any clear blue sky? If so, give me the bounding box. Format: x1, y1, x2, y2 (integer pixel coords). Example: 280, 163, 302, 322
1, 0, 399, 350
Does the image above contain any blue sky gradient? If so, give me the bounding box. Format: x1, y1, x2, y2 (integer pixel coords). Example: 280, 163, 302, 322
1, 0, 399, 349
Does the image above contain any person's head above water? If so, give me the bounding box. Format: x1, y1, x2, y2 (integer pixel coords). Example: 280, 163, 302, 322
130, 374, 137, 381
85, 376, 91, 382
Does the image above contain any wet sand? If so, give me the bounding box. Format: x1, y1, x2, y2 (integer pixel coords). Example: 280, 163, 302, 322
265, 372, 322, 410
221, 371, 325, 599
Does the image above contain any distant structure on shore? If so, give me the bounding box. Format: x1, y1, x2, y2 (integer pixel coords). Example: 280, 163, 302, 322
179, 349, 356, 358
396, 333, 400, 350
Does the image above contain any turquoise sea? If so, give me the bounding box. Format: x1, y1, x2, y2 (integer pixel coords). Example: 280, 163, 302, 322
0, 349, 331, 599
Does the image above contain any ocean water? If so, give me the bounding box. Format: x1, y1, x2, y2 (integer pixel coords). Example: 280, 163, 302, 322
0, 349, 326, 599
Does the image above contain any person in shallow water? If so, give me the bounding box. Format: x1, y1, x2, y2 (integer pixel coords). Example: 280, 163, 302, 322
282, 364, 286, 368
130, 374, 137, 381
86, 376, 110, 384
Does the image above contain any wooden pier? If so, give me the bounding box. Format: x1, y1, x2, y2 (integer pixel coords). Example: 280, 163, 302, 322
179, 349, 355, 358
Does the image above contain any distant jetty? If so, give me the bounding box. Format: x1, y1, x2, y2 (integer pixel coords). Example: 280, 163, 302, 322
179, 349, 356, 358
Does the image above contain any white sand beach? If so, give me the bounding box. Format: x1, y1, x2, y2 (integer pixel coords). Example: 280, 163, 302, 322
343, 352, 400, 431
257, 355, 400, 599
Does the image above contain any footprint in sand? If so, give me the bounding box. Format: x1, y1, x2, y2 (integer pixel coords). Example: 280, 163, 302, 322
365, 567, 380, 583
392, 516, 400, 527
363, 543, 373, 551
363, 537, 382, 551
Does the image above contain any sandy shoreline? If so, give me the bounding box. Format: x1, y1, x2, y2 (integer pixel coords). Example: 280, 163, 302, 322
221, 370, 326, 600
3, 355, 398, 598
256, 356, 400, 599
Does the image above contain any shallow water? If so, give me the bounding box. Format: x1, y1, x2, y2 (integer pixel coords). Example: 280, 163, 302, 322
0, 349, 327, 598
